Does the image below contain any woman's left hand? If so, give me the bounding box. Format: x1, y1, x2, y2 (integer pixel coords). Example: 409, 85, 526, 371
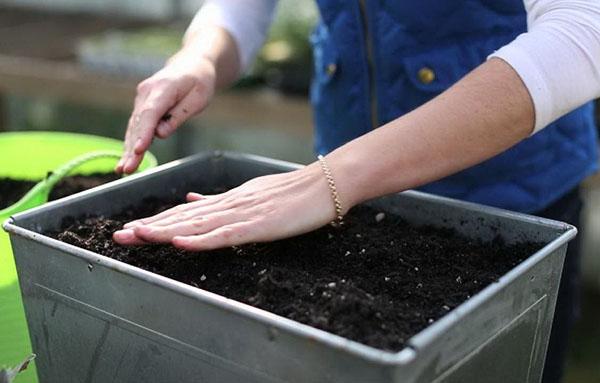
113, 164, 341, 251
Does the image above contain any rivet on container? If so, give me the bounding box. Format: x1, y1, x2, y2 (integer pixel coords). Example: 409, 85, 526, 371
417, 67, 435, 84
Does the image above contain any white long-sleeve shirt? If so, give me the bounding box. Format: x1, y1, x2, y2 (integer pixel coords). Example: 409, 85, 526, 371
187, 0, 600, 134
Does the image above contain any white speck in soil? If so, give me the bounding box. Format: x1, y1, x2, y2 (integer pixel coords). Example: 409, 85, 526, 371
384, 277, 390, 282
360, 248, 366, 254
327, 282, 336, 288
414, 267, 419, 271
355, 233, 362, 238
375, 212, 385, 222
327, 233, 333, 239
258, 268, 267, 275
200, 274, 207, 281
344, 250, 351, 256
456, 276, 462, 283
428, 318, 434, 324
417, 283, 423, 289
443, 305, 450, 311
252, 262, 256, 267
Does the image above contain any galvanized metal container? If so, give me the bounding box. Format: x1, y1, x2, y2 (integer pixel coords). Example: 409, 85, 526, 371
4, 152, 576, 383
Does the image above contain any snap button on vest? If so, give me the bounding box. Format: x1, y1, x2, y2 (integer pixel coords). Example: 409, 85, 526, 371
326, 63, 337, 76
418, 67, 435, 84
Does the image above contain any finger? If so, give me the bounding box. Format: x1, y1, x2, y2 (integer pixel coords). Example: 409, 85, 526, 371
116, 115, 137, 174
123, 89, 178, 173
112, 228, 151, 245
117, 87, 152, 174
122, 194, 208, 229
140, 202, 236, 228
155, 88, 209, 138
132, 211, 234, 243
172, 222, 256, 251
122, 198, 224, 229
120, 113, 147, 174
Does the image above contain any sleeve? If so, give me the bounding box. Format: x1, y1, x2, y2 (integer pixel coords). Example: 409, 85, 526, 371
185, 0, 278, 72
489, 0, 600, 134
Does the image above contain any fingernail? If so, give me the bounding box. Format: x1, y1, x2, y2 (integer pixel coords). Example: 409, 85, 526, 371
157, 121, 172, 138
112, 229, 130, 241
186, 192, 205, 201
172, 236, 187, 247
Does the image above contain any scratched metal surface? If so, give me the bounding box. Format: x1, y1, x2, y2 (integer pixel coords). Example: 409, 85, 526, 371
5, 152, 576, 383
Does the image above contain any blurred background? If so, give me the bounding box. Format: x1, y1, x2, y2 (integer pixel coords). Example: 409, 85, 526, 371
0, 1, 597, 381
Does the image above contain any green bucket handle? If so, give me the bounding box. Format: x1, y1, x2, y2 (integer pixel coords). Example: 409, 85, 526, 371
0, 150, 123, 217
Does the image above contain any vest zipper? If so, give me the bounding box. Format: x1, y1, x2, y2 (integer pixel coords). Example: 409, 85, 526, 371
358, 0, 379, 130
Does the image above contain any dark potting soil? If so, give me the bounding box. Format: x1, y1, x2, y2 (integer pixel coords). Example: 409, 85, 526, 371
0, 179, 37, 210
47, 173, 121, 201
0, 174, 120, 210
51, 193, 543, 352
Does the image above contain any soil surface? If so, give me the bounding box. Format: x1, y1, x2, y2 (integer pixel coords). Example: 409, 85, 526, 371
48, 173, 120, 201
51, 193, 543, 352
0, 179, 36, 210
0, 173, 120, 210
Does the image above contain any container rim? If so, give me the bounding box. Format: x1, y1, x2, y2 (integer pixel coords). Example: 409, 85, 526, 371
2, 151, 577, 366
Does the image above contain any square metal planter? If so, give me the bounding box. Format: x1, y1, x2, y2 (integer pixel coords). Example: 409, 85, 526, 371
4, 152, 576, 383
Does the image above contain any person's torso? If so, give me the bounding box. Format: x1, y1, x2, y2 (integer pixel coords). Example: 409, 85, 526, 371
310, 0, 598, 213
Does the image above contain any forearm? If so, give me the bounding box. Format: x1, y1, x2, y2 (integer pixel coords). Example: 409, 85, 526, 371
328, 58, 534, 210
181, 0, 277, 87
169, 25, 240, 90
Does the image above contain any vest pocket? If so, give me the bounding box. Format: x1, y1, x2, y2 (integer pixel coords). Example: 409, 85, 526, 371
402, 44, 473, 94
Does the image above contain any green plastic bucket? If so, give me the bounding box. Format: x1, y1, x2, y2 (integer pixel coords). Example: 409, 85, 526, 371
0, 132, 157, 382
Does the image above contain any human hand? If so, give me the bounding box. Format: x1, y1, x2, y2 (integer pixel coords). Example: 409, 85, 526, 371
116, 54, 217, 174
112, 164, 344, 251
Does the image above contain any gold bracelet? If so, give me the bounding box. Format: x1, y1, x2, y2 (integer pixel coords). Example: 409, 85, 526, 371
317, 155, 344, 226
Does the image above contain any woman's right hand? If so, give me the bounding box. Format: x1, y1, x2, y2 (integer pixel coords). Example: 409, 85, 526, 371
116, 53, 217, 174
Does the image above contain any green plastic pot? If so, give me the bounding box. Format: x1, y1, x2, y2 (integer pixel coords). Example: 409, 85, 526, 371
0, 132, 157, 383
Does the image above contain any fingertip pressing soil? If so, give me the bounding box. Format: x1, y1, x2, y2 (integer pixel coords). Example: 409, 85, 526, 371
0, 173, 120, 210
51, 192, 543, 352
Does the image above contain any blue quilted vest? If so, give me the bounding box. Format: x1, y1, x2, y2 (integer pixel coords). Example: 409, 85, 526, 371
310, 0, 598, 213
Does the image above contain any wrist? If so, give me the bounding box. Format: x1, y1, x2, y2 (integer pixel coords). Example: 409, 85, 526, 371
322, 147, 380, 211
310, 154, 362, 216
177, 26, 241, 88
167, 47, 215, 74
